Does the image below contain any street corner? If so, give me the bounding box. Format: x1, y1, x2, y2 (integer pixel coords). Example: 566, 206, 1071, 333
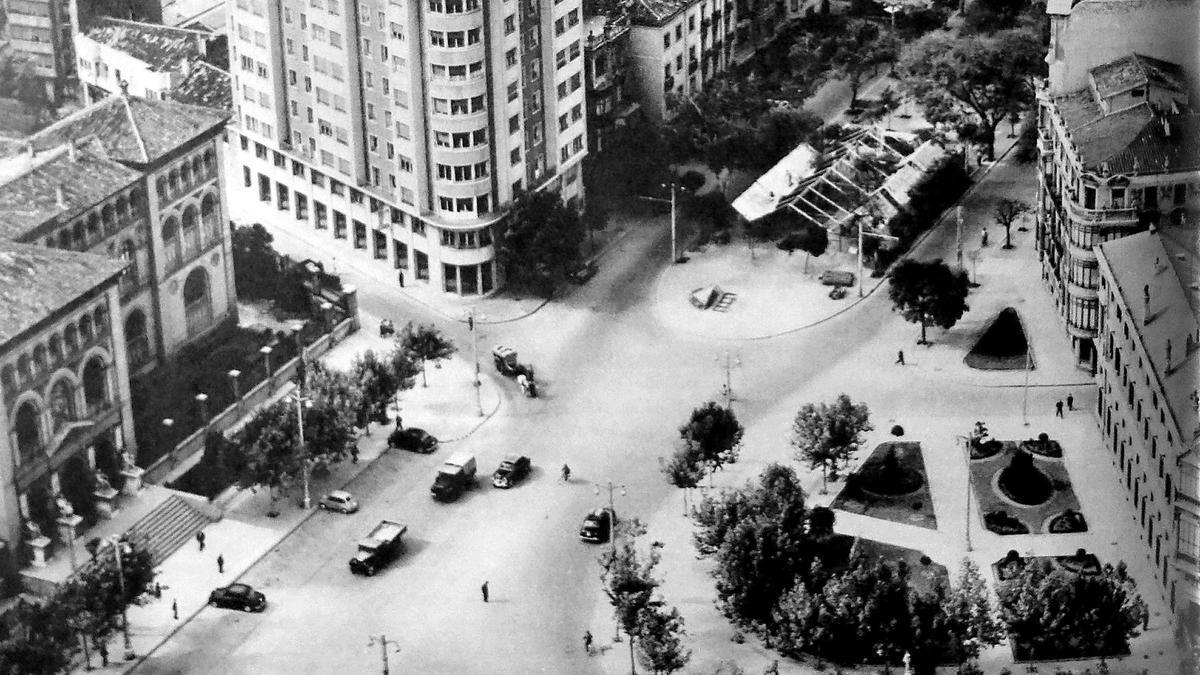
396, 356, 502, 442
653, 240, 869, 340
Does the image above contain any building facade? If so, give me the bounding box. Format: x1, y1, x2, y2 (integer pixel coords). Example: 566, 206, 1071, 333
0, 92, 236, 582
624, 0, 739, 123
1034, 50, 1198, 370
227, 0, 587, 295
74, 17, 214, 104
582, 13, 638, 153
3, 0, 79, 98
1094, 228, 1200, 648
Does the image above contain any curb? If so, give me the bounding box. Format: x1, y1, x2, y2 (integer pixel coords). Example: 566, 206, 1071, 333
439, 378, 505, 444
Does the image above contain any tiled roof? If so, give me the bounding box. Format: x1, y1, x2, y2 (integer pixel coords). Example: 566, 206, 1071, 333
1090, 53, 1187, 99
0, 142, 140, 241
0, 241, 127, 347
1098, 227, 1200, 442
630, 0, 695, 24
1053, 90, 1200, 173
25, 94, 229, 165
170, 61, 232, 112
83, 17, 206, 72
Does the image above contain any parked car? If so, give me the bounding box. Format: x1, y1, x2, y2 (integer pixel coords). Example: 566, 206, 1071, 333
818, 270, 855, 287
567, 261, 598, 284
579, 507, 614, 543
491, 454, 532, 489
318, 490, 359, 514
389, 427, 438, 453
208, 583, 267, 612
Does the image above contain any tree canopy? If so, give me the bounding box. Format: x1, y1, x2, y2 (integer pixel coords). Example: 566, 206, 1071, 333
815, 19, 899, 107
398, 322, 456, 387
790, 395, 872, 492
495, 190, 585, 295
599, 534, 688, 675
899, 28, 1044, 159
887, 258, 971, 344
679, 402, 744, 484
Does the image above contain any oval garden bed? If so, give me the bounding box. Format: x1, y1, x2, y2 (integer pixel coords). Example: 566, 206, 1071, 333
970, 439, 1004, 460
1047, 509, 1088, 534
985, 510, 1030, 535
997, 451, 1053, 506
1020, 433, 1063, 459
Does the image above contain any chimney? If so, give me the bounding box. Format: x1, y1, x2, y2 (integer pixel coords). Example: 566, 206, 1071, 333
55, 185, 66, 210
1143, 284, 1151, 324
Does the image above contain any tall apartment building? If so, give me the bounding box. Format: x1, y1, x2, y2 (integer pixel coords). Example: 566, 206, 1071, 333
1094, 227, 1200, 648
624, 0, 738, 123
582, 13, 638, 153
4, 0, 79, 99
228, 0, 587, 295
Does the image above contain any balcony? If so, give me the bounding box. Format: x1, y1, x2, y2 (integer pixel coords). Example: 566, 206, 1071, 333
15, 402, 122, 492
1064, 197, 1138, 227
1037, 133, 1052, 156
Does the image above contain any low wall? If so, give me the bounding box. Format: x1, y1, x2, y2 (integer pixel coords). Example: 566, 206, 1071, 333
143, 316, 358, 484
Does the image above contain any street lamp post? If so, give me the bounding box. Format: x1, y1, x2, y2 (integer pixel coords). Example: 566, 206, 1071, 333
469, 307, 483, 417
290, 386, 314, 509
367, 634, 400, 674
108, 535, 135, 661
717, 351, 740, 412
594, 480, 628, 644
857, 218, 900, 298
228, 369, 242, 403
260, 345, 274, 379
638, 182, 681, 264
195, 393, 209, 425
1020, 347, 1032, 427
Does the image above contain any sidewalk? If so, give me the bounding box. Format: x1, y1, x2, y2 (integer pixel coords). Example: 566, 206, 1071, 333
80, 323, 503, 673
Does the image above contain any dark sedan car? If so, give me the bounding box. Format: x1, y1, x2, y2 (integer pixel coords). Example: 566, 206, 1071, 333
491, 454, 531, 488
208, 583, 267, 612
389, 427, 438, 453
579, 507, 614, 543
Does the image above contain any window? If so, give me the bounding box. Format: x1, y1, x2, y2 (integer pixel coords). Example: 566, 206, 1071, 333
559, 113, 569, 131
506, 48, 518, 67
399, 155, 412, 172
504, 14, 516, 33
508, 81, 519, 101
663, 32, 670, 48
511, 147, 521, 165
509, 115, 520, 133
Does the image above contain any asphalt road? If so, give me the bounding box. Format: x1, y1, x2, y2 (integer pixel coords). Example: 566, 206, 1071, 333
136, 193, 1015, 674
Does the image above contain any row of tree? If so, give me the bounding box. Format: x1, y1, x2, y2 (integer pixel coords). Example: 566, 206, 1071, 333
0, 539, 155, 674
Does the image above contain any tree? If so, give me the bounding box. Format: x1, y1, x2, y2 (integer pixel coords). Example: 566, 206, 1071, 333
887, 258, 971, 344
818, 19, 899, 107
939, 558, 1005, 669
637, 604, 690, 674
231, 223, 284, 301
962, 0, 1027, 34
776, 224, 829, 273
679, 402, 743, 486
495, 190, 585, 295
992, 198, 1031, 249
600, 537, 665, 674
352, 348, 417, 423
661, 446, 704, 515
996, 559, 1146, 661
865, 87, 902, 130
399, 322, 456, 387
899, 28, 1044, 159
790, 394, 872, 493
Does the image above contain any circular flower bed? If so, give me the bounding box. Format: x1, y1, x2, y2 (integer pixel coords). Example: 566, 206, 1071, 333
985, 510, 1029, 535
998, 451, 1053, 506
970, 439, 1003, 460
1048, 509, 1088, 533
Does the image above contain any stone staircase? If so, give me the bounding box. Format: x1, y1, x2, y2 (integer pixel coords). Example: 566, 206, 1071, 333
125, 494, 222, 566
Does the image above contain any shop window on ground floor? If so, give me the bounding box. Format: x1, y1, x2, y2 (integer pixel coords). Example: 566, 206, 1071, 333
481, 261, 493, 294
353, 220, 367, 248
334, 211, 347, 238
415, 251, 429, 280
393, 240, 408, 268
314, 201, 327, 229
374, 230, 387, 259
461, 264, 479, 295
296, 193, 309, 220
444, 263, 459, 293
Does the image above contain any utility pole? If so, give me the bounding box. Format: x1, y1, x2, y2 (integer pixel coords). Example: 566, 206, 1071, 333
469, 307, 482, 417
593, 480, 627, 555
955, 206, 964, 271
718, 351, 740, 412
856, 217, 900, 298
291, 386, 313, 509
110, 536, 135, 660
367, 634, 400, 674
1020, 348, 1031, 426
638, 182, 681, 264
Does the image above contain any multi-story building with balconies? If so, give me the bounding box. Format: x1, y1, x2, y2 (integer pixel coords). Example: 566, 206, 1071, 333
1034, 50, 1198, 371
74, 17, 215, 104
4, 0, 79, 100
0, 91, 235, 583
228, 0, 587, 295
1094, 226, 1200, 651
624, 0, 739, 123
582, 13, 639, 153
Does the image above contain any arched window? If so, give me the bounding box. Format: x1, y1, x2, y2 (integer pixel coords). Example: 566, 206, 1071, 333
125, 310, 150, 367
203, 149, 215, 172
183, 267, 212, 337
17, 355, 31, 381
191, 156, 203, 181
128, 188, 142, 214
121, 239, 139, 285
94, 306, 108, 334
57, 229, 71, 249
101, 204, 115, 235
48, 379, 75, 432
79, 314, 93, 340
116, 194, 128, 221
179, 161, 192, 188
87, 213, 100, 239
168, 168, 180, 196
181, 206, 200, 258
82, 357, 107, 413
72, 222, 86, 248
32, 345, 47, 374
162, 217, 181, 270
156, 177, 167, 202
14, 400, 41, 463
1, 365, 15, 390
63, 324, 78, 352
48, 335, 63, 363
200, 193, 219, 243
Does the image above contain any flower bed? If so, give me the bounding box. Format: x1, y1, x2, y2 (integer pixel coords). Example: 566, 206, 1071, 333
970, 441, 1086, 535
832, 441, 937, 530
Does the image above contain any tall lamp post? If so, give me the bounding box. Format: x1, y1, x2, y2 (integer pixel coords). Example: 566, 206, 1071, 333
107, 535, 135, 661
639, 182, 682, 264
717, 351, 741, 412
367, 634, 401, 674
468, 307, 484, 417
594, 480, 628, 643
289, 386, 314, 509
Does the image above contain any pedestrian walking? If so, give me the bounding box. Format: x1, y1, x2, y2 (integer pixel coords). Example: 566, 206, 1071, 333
561, 464, 571, 482
98, 641, 108, 666
981, 229, 989, 247
895, 350, 905, 366
217, 553, 225, 574
1055, 400, 1064, 418
1067, 393, 1074, 411
395, 414, 403, 430
154, 581, 162, 598
196, 530, 205, 551
397, 271, 405, 287
172, 599, 179, 620
1141, 606, 1150, 630
480, 581, 489, 603
351, 446, 359, 464
583, 630, 593, 655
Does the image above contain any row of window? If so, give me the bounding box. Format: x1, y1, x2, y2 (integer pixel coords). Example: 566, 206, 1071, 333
437, 194, 491, 214
556, 72, 582, 100
310, 22, 343, 48
559, 135, 584, 163
235, 24, 268, 48
436, 161, 489, 182
430, 28, 481, 47
433, 95, 486, 115
439, 228, 493, 249
434, 128, 488, 149
427, 0, 481, 13
553, 9, 579, 36
430, 61, 484, 81
557, 103, 583, 131
555, 40, 581, 70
